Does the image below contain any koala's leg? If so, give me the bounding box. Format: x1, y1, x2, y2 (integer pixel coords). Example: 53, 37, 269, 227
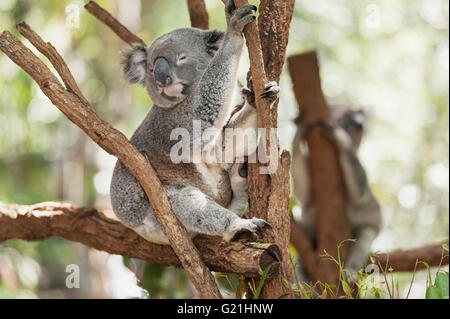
136, 184, 270, 244
344, 226, 379, 281
226, 162, 248, 216
111, 164, 270, 244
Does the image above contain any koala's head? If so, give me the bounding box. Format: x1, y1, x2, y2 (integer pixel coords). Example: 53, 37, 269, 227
332, 106, 367, 150
123, 28, 224, 108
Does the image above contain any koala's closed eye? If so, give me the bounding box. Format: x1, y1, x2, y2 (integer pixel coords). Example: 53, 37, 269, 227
206, 30, 224, 56
177, 54, 187, 65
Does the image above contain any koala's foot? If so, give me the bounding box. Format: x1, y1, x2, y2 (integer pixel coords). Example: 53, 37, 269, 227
261, 81, 280, 102
320, 121, 353, 151
242, 80, 280, 106
223, 217, 271, 242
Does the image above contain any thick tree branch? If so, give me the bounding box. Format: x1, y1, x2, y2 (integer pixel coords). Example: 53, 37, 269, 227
187, 0, 209, 30
0, 25, 221, 298
0, 203, 280, 278
372, 244, 449, 272
85, 1, 146, 47
288, 51, 351, 286
219, 0, 295, 299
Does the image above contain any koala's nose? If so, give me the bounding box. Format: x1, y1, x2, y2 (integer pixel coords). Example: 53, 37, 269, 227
154, 57, 172, 87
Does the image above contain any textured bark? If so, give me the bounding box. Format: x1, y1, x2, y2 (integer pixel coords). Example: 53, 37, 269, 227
0, 25, 221, 298
219, 0, 295, 299
0, 203, 281, 278
187, 0, 209, 30
258, 0, 296, 126
288, 51, 351, 286
85, 1, 146, 47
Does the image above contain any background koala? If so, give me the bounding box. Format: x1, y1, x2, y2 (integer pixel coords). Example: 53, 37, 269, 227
291, 105, 382, 280
110, 0, 279, 244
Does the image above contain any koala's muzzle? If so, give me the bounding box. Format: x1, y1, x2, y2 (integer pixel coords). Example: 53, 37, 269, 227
154, 57, 173, 87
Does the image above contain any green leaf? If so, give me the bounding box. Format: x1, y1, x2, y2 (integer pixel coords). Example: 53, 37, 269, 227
253, 266, 271, 299
342, 280, 352, 296
435, 272, 449, 299
426, 285, 442, 299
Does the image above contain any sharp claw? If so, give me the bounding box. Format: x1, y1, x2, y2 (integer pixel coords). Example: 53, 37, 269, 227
263, 221, 272, 229
242, 87, 252, 95
263, 86, 280, 93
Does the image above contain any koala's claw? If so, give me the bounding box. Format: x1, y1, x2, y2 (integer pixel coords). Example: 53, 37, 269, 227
224, 217, 272, 242
260, 81, 280, 101
227, 2, 257, 34
252, 217, 272, 229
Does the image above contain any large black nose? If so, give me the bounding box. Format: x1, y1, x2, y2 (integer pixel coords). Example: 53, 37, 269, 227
153, 57, 172, 87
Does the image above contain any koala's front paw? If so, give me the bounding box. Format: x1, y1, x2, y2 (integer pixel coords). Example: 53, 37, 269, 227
225, 1, 257, 35
321, 122, 353, 151
223, 217, 271, 242
260, 81, 280, 102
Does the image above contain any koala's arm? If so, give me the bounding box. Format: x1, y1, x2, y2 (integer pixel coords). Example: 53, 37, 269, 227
193, 2, 256, 130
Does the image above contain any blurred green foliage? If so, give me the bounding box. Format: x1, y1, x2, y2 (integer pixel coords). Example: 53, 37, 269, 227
0, 0, 448, 298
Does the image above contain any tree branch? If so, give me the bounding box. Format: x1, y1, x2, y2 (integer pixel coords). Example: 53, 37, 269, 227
291, 219, 448, 275
187, 0, 209, 30
84, 1, 146, 47
219, 0, 295, 299
288, 51, 352, 286
0, 203, 280, 278
372, 244, 449, 272
0, 24, 221, 298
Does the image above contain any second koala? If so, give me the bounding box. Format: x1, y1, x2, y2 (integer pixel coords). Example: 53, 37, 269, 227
110, 1, 279, 244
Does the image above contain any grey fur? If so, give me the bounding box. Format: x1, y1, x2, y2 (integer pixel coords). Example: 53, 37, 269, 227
110, 1, 278, 244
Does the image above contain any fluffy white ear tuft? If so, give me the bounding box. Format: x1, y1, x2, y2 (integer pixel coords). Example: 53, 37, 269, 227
123, 45, 147, 84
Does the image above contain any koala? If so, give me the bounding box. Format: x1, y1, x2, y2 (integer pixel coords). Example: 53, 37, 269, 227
291, 105, 382, 281
110, 0, 280, 245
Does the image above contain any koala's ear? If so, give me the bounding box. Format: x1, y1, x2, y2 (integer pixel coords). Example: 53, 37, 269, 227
205, 30, 225, 56
123, 45, 147, 84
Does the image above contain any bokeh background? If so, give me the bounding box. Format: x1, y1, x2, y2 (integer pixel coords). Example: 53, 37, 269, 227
0, 0, 448, 298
